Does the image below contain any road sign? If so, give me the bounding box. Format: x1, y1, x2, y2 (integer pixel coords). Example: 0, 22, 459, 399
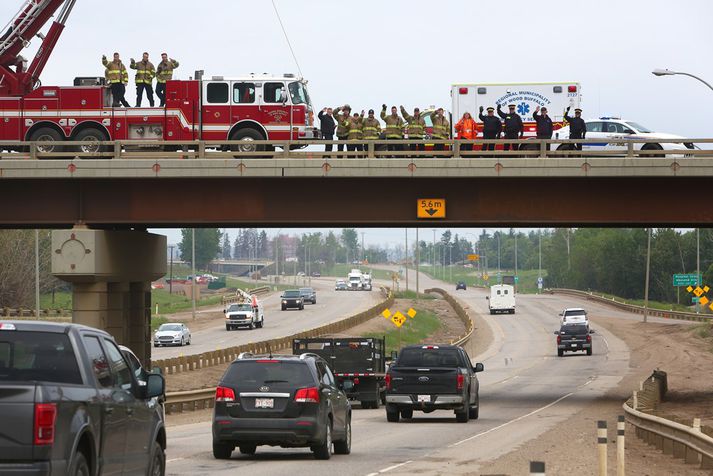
692, 297, 700, 303
417, 199, 446, 219
538, 282, 543, 290
673, 274, 699, 287
483, 274, 489, 281
514, 276, 519, 283
467, 254, 479, 261
391, 312, 406, 328
537, 277, 543, 284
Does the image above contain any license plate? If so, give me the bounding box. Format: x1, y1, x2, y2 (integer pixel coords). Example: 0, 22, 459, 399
571, 344, 578, 347
417, 395, 431, 403
255, 398, 274, 409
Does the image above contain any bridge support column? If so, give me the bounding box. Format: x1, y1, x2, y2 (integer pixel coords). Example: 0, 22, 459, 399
52, 228, 166, 367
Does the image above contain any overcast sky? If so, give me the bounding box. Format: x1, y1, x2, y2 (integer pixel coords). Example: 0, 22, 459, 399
4, 0, 711, 245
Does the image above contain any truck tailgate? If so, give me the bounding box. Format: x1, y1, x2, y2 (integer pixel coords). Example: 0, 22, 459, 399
0, 385, 37, 460
390, 367, 459, 394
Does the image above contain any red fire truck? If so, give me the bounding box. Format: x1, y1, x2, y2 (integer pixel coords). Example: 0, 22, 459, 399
0, 0, 319, 154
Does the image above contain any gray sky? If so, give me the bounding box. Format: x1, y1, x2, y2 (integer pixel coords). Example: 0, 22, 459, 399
4, 0, 711, 246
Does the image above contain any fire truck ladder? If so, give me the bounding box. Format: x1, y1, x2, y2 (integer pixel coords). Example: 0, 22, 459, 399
0, 1, 54, 59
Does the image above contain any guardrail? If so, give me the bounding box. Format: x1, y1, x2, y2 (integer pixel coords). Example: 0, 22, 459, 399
1, 138, 711, 160
624, 370, 713, 470
161, 287, 394, 414
424, 288, 475, 346
548, 288, 712, 322
0, 307, 72, 319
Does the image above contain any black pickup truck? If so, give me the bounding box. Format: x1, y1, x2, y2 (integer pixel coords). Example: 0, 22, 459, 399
0, 321, 166, 475
293, 337, 386, 408
384, 344, 484, 423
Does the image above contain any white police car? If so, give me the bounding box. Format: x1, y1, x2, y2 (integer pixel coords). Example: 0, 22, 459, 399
554, 117, 694, 156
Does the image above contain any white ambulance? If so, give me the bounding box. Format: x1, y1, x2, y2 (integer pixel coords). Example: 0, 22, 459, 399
450, 82, 582, 142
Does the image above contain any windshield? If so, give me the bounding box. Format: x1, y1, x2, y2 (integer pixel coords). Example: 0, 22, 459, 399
288, 81, 311, 106
225, 361, 313, 387
284, 290, 300, 298
0, 331, 82, 384
626, 122, 652, 133
398, 348, 462, 367
561, 325, 589, 335
228, 304, 252, 312
158, 324, 182, 332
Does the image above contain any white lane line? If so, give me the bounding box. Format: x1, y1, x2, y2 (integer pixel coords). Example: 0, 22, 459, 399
166, 457, 184, 463
378, 460, 413, 473
449, 391, 574, 447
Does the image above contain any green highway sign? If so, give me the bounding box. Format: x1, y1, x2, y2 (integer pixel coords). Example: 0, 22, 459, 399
692, 297, 700, 303
514, 276, 519, 283
673, 274, 699, 287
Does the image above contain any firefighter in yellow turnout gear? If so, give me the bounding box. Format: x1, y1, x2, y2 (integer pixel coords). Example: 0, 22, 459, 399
345, 111, 364, 156
130, 52, 156, 107
102, 52, 130, 107
381, 105, 404, 155
156, 53, 179, 107
431, 107, 450, 152
400, 106, 426, 154
361, 109, 382, 155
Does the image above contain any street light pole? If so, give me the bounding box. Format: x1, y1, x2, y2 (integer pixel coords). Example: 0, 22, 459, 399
697, 228, 701, 313
652, 69, 713, 92
191, 228, 196, 320
35, 229, 40, 319
405, 228, 409, 292
644, 228, 652, 323
169, 245, 174, 294
416, 228, 420, 300
432, 229, 436, 278
514, 232, 518, 293
538, 229, 542, 294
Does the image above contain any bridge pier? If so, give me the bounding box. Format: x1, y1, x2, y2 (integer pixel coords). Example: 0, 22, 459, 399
51, 228, 166, 367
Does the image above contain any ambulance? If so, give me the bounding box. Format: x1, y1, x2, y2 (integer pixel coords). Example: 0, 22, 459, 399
450, 82, 582, 146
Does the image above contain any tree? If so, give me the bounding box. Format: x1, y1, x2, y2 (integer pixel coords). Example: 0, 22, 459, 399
341, 229, 358, 263
221, 232, 232, 260
178, 228, 221, 270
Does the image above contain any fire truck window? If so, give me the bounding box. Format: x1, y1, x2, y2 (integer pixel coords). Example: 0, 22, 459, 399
264, 82, 286, 103
206, 83, 229, 104
233, 83, 255, 104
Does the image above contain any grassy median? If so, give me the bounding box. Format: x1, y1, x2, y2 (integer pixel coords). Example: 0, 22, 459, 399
366, 308, 442, 354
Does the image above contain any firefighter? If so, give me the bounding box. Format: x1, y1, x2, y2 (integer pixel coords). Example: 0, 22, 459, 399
346, 111, 364, 155
564, 106, 586, 151
479, 106, 502, 152
532, 106, 554, 151
156, 53, 179, 107
333, 104, 351, 153
455, 112, 477, 152
400, 106, 426, 154
381, 105, 404, 155
102, 53, 130, 107
130, 52, 155, 107
497, 103, 523, 153
362, 109, 382, 155
431, 107, 450, 152
317, 107, 336, 156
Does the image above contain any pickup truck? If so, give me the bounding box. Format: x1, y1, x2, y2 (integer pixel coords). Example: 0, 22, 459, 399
384, 344, 484, 423
0, 321, 166, 475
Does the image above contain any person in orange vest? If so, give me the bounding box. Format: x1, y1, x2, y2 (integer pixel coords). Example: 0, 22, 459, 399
455, 112, 477, 152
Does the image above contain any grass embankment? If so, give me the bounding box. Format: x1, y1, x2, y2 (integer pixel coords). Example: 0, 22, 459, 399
415, 265, 546, 294
393, 290, 436, 300
595, 292, 696, 313
690, 323, 713, 352
365, 308, 441, 354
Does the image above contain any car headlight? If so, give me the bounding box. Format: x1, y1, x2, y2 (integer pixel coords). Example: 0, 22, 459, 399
282, 300, 287, 304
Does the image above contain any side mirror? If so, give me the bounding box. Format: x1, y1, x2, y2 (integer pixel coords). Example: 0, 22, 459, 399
223, 309, 227, 314
473, 363, 484, 373
558, 313, 563, 316
341, 380, 354, 392
390, 351, 398, 361
485, 296, 490, 300
553, 331, 560, 335
145, 373, 165, 399
589, 329, 596, 334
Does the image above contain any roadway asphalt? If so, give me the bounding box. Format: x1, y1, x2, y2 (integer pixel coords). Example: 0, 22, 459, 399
164, 269, 640, 475
153, 279, 381, 360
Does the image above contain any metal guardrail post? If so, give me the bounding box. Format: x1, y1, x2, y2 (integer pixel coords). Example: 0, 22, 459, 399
453, 140, 461, 158
617, 415, 625, 476
198, 141, 206, 159
540, 140, 547, 158
113, 141, 121, 160
627, 142, 634, 158
598, 420, 608, 476
529, 461, 545, 475
367, 141, 375, 159
29, 143, 37, 160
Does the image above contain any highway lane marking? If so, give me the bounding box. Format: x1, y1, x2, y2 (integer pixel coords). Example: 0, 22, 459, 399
166, 457, 185, 463
449, 391, 574, 448
366, 460, 414, 476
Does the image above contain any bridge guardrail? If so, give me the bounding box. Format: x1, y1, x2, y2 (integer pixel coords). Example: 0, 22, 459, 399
1, 138, 712, 160
424, 288, 474, 346
548, 288, 712, 322
0, 307, 72, 319
624, 370, 713, 469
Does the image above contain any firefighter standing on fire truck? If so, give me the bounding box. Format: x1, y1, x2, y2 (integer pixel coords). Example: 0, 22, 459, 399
156, 53, 179, 107
497, 103, 524, 152
102, 53, 130, 108
130, 52, 156, 107
479, 106, 502, 152
564, 106, 586, 151
431, 107, 450, 152
333, 105, 351, 153
381, 105, 405, 155
400, 106, 426, 154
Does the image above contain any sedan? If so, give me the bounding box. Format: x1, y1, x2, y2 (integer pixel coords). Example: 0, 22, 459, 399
281, 290, 305, 311
154, 323, 192, 347
299, 287, 317, 304
335, 280, 348, 291
456, 281, 467, 291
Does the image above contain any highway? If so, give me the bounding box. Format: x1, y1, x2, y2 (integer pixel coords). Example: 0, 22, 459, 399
163, 270, 635, 475
153, 279, 381, 360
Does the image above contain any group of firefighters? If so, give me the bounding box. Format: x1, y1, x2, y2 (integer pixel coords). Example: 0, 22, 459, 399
318, 103, 587, 155
101, 52, 179, 108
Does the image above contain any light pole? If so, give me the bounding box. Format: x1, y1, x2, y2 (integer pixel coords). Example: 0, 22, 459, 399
644, 228, 652, 323
169, 245, 174, 294
514, 232, 518, 293
652, 69, 713, 92
432, 229, 436, 278
497, 229, 501, 283
697, 228, 700, 313
361, 231, 365, 263
191, 228, 196, 320
405, 228, 409, 292
416, 228, 420, 299
538, 229, 542, 294
35, 229, 40, 318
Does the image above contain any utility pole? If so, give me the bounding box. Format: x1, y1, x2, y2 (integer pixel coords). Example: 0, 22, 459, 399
697, 228, 701, 314
497, 230, 501, 283
514, 233, 518, 293
405, 228, 409, 292
169, 245, 174, 294
432, 229, 436, 278
416, 228, 420, 300
449, 243, 452, 283
361, 231, 365, 262
35, 229, 40, 319
644, 228, 652, 323
538, 229, 542, 295
191, 228, 196, 320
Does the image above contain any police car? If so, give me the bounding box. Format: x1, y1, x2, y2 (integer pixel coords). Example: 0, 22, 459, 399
554, 117, 694, 156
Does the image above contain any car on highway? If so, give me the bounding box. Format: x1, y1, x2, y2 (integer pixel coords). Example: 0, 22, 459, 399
456, 281, 467, 291
153, 322, 192, 347
281, 289, 305, 310
312, 271, 321, 277
555, 324, 595, 356
559, 307, 589, 327
299, 287, 317, 304
0, 321, 166, 476
554, 117, 695, 156
385, 344, 484, 423
224, 301, 265, 330
335, 279, 348, 291
212, 353, 352, 460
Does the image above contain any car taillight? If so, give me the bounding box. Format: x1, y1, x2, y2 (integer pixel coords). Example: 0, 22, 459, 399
34, 403, 57, 446
385, 373, 392, 390
295, 387, 320, 403
557, 335, 561, 345
215, 386, 236, 402
353, 377, 360, 385
456, 373, 464, 391
568, 85, 578, 93
586, 335, 592, 343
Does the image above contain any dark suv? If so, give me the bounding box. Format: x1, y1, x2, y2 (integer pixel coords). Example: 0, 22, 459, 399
555, 324, 595, 356
281, 290, 305, 311
212, 353, 352, 460
299, 287, 317, 304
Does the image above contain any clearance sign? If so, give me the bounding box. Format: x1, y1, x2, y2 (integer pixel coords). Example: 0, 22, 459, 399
417, 199, 446, 219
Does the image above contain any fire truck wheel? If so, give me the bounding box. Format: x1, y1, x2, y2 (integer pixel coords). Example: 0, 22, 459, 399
229, 129, 267, 156
72, 128, 109, 155
29, 127, 65, 154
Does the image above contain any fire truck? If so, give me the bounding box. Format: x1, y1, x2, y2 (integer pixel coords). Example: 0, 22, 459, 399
451, 81, 582, 148
0, 0, 319, 154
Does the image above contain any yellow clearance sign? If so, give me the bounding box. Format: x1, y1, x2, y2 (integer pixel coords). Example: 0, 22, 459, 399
417, 199, 446, 219
467, 254, 479, 261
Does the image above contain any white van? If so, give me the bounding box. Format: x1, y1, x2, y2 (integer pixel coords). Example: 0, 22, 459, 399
487, 284, 516, 314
